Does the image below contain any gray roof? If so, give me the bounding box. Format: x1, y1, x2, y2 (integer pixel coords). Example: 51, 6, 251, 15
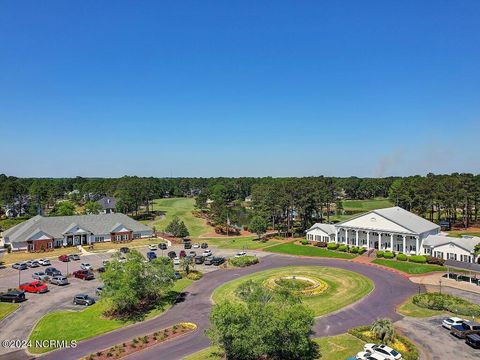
423, 234, 480, 253
307, 223, 336, 235
96, 196, 117, 210
371, 206, 439, 234
3, 213, 152, 243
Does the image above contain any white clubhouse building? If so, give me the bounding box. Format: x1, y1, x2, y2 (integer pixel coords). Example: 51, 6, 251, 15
306, 206, 479, 263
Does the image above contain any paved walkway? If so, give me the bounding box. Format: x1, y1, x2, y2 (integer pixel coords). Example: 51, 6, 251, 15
410, 272, 480, 294
34, 254, 417, 360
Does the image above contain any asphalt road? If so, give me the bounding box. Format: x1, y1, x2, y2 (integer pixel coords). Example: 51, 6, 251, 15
34, 254, 418, 360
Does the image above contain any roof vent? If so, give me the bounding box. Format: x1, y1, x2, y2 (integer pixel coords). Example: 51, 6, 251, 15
370, 217, 376, 222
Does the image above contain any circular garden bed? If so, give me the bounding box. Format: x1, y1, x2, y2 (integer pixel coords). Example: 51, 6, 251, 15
212, 266, 374, 316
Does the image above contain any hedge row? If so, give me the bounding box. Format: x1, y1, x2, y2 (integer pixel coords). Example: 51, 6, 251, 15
376, 251, 433, 264
228, 255, 260, 268
325, 243, 366, 254
413, 292, 480, 317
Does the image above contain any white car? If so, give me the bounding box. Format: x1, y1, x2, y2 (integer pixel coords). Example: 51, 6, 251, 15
364, 344, 402, 360
38, 259, 51, 266
32, 272, 50, 281
442, 317, 465, 330
202, 250, 212, 257
235, 251, 247, 257
193, 243, 200, 249
80, 263, 93, 270
173, 257, 180, 265
148, 244, 157, 250
356, 352, 387, 360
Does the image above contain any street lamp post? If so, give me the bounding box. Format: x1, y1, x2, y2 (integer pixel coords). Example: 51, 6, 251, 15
18, 269, 21, 287
439, 279, 442, 294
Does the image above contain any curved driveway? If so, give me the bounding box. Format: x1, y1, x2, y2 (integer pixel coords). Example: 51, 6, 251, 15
40, 254, 418, 360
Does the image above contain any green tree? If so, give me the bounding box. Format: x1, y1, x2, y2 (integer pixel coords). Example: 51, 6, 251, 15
50, 200, 76, 216
165, 216, 190, 237
84, 201, 103, 214
180, 256, 195, 274
249, 216, 268, 239
371, 318, 395, 343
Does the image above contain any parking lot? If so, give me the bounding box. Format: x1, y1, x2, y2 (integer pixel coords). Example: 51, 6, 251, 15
0, 242, 266, 355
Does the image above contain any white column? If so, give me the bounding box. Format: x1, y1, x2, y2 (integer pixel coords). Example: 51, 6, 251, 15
335, 229, 338, 243
345, 229, 348, 245
415, 236, 419, 255
378, 233, 382, 249
367, 231, 370, 249
356, 230, 359, 247
402, 235, 406, 254
390, 233, 393, 251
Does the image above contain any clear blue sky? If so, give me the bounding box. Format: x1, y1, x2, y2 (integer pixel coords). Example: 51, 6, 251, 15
1, 1, 479, 178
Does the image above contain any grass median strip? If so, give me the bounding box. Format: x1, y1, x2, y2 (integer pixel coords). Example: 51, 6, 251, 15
265, 242, 356, 259
372, 259, 445, 274
0, 302, 19, 321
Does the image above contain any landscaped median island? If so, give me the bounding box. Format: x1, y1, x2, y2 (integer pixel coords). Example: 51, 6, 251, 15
211, 266, 374, 317
83, 322, 196, 360
264, 242, 358, 259
228, 255, 259, 267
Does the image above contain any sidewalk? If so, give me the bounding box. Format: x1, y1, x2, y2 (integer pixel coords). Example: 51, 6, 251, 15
410, 272, 480, 294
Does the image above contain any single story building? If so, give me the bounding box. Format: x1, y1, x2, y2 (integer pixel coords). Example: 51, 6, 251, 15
422, 234, 479, 264
2, 213, 153, 252
96, 196, 117, 214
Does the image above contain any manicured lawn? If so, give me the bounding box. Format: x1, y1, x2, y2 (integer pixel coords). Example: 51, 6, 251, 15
448, 230, 480, 238
2, 246, 81, 266
212, 266, 374, 317
90, 237, 166, 252
265, 242, 356, 259
342, 198, 393, 212
201, 236, 278, 250
28, 278, 192, 354
149, 198, 212, 237
184, 334, 365, 360
397, 296, 453, 318
0, 302, 19, 320
372, 259, 445, 275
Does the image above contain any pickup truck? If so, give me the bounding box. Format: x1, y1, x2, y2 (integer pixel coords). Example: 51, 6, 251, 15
451, 321, 480, 339
19, 281, 48, 294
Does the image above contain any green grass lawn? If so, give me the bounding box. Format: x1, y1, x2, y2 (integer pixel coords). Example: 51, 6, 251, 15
372, 259, 445, 275
0, 302, 19, 321
212, 266, 373, 317
28, 278, 192, 354
184, 334, 364, 360
201, 236, 278, 250
448, 230, 480, 238
342, 198, 393, 212
149, 198, 212, 237
397, 296, 453, 318
265, 242, 356, 259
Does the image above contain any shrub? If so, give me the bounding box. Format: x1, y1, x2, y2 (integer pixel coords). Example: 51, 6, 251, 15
300, 239, 309, 245
397, 253, 407, 261
383, 251, 395, 259
327, 243, 339, 250
186, 270, 203, 280
338, 244, 348, 252
409, 255, 427, 264
412, 292, 480, 317
314, 242, 328, 248
425, 256, 445, 266
358, 247, 367, 255
376, 251, 385, 258
229, 256, 259, 268
349, 246, 359, 254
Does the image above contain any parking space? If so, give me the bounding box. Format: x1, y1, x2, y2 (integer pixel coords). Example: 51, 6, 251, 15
396, 315, 479, 360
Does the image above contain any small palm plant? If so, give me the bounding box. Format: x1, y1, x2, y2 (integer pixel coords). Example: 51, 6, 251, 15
180, 256, 195, 275
371, 318, 395, 343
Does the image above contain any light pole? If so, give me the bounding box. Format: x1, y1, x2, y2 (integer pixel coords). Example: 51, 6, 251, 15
18, 269, 21, 287
439, 279, 442, 294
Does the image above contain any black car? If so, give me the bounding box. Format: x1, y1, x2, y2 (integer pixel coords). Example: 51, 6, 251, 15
73, 294, 95, 306
45, 267, 62, 277
184, 242, 192, 249
212, 257, 225, 266
200, 243, 208, 249
97, 266, 106, 273
119, 247, 130, 254
195, 256, 205, 264
159, 243, 168, 250
466, 333, 480, 349
167, 251, 176, 259
174, 271, 182, 279
0, 290, 26, 303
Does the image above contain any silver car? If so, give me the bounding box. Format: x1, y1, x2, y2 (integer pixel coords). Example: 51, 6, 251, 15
32, 272, 50, 281
50, 276, 69, 286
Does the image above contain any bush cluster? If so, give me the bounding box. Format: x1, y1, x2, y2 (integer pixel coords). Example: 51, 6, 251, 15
327, 243, 339, 250
300, 239, 309, 245
383, 251, 395, 259
349, 246, 359, 254
376, 251, 385, 258
408, 255, 427, 264
412, 292, 480, 317
337, 244, 348, 252
357, 247, 367, 255
314, 242, 328, 248
425, 256, 445, 266
396, 253, 408, 261
228, 256, 259, 268
186, 270, 203, 280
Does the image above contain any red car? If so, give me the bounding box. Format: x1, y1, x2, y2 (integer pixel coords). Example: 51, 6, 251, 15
58, 255, 70, 262
179, 250, 187, 258
19, 281, 48, 293
73, 270, 95, 280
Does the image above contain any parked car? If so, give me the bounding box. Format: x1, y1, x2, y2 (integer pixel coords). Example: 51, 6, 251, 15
193, 243, 200, 248
204, 256, 214, 265
12, 262, 28, 270
32, 272, 50, 281
97, 266, 106, 273
202, 249, 212, 257
58, 255, 70, 262
95, 286, 104, 296
173, 257, 180, 265
179, 250, 187, 258
80, 263, 93, 270
45, 267, 61, 277
38, 259, 51, 266
167, 251, 176, 259
355, 352, 387, 360
235, 251, 247, 257
69, 254, 80, 261
147, 251, 157, 261
119, 247, 130, 254
466, 333, 480, 349
148, 244, 157, 251
442, 317, 465, 330
159, 243, 168, 250
50, 276, 69, 286
201, 243, 208, 249
19, 281, 48, 294
189, 251, 197, 257
73, 294, 95, 306
184, 242, 192, 249
26, 260, 40, 268
212, 257, 225, 266
364, 344, 402, 360
451, 321, 480, 339
73, 270, 95, 280
0, 290, 26, 303
174, 271, 182, 279
195, 256, 205, 264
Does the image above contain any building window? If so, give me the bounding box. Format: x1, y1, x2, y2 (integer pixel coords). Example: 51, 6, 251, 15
95, 236, 105, 242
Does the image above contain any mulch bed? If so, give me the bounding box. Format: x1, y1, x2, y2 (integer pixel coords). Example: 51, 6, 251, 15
84, 323, 196, 360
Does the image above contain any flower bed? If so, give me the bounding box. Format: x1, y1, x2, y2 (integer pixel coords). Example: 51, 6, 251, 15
228, 255, 259, 267
84, 323, 196, 360
264, 274, 328, 296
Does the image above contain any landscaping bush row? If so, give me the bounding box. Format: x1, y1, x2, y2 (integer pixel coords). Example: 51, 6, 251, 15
228, 255, 259, 268
325, 243, 366, 254
412, 292, 480, 317
376, 251, 434, 265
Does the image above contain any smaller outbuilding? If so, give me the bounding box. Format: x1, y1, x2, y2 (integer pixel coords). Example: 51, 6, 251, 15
422, 234, 480, 264
96, 196, 117, 214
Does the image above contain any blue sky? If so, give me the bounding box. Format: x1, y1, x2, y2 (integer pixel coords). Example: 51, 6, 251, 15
1, 1, 479, 178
